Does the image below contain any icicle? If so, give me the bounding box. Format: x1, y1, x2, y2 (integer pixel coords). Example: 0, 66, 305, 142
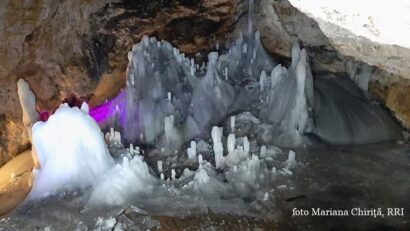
160, 173, 165, 180
198, 154, 203, 164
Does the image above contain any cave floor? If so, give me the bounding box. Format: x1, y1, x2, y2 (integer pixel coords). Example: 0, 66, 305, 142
0, 143, 409, 230
275, 142, 410, 231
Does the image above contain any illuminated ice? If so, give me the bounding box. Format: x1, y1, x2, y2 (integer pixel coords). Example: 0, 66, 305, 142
89, 155, 156, 206
30, 105, 114, 199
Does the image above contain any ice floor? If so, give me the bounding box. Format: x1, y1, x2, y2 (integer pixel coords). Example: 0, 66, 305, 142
1, 142, 409, 231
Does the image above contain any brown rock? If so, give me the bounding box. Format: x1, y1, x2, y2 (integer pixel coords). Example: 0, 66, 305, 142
370, 78, 410, 129
0, 117, 31, 167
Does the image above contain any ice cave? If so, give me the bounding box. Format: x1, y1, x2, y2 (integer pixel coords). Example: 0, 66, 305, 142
0, 0, 409, 230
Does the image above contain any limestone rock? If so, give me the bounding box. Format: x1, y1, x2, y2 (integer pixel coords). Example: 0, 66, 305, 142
0, 117, 31, 167
288, 0, 410, 79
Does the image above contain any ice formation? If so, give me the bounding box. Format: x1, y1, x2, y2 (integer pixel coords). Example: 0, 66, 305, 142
211, 126, 224, 168
187, 141, 197, 160
119, 26, 400, 148
286, 150, 297, 168
30, 105, 114, 199
17, 79, 39, 127
17, 79, 41, 168
88, 155, 156, 207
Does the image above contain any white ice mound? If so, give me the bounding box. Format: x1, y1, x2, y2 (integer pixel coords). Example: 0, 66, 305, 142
88, 155, 156, 207
30, 104, 114, 199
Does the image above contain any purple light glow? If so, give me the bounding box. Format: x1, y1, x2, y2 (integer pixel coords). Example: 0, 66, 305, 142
89, 90, 127, 126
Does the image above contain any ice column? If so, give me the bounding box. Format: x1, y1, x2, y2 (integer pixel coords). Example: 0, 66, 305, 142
243, 136, 250, 154
187, 141, 197, 160
211, 126, 224, 168
17, 79, 40, 169
286, 150, 297, 168
227, 134, 236, 154
230, 116, 236, 133
157, 160, 163, 173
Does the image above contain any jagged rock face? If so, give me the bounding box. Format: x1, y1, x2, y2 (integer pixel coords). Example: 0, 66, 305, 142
0, 0, 117, 119
0, 117, 31, 167
90, 0, 235, 74
370, 76, 410, 129
288, 0, 410, 79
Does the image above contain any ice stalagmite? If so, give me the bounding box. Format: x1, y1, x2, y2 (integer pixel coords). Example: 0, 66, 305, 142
187, 141, 197, 160
227, 134, 236, 154
259, 44, 314, 146
17, 79, 39, 128
121, 31, 400, 148
30, 105, 114, 199
212, 126, 224, 168
17, 79, 41, 169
